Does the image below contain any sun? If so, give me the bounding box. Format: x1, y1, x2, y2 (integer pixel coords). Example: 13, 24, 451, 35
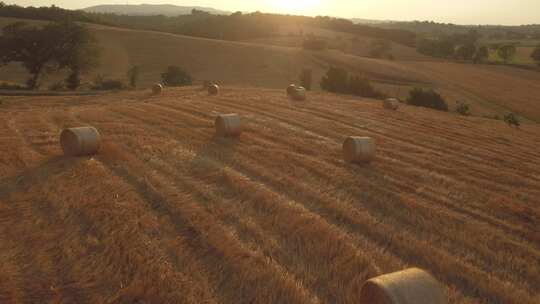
268, 0, 321, 13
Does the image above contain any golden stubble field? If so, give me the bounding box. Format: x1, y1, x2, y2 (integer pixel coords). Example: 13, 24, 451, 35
0, 87, 538, 303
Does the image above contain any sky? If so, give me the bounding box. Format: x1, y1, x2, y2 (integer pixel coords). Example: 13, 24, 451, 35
4, 0, 540, 25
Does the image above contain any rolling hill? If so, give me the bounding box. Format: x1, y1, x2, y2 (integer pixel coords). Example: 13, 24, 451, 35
1, 16, 540, 122
83, 4, 230, 16
0, 87, 539, 303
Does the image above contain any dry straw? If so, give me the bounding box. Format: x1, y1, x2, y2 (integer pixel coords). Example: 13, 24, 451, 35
342, 136, 376, 163
208, 84, 220, 95
215, 114, 242, 137
360, 268, 446, 304
293, 86, 307, 101
152, 83, 163, 95
60, 127, 101, 157
287, 84, 307, 101
383, 98, 400, 110
286, 84, 297, 96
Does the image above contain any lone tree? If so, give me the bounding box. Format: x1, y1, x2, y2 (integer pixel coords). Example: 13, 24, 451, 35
473, 46, 489, 63
455, 43, 476, 61
497, 44, 516, 64
531, 44, 540, 66
0, 21, 99, 89
127, 65, 141, 88
161, 66, 192, 87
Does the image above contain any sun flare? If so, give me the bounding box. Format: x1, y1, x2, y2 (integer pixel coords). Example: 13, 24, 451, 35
268, 0, 321, 13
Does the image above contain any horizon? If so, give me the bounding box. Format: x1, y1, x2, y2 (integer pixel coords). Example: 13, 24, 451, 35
2, 1, 540, 26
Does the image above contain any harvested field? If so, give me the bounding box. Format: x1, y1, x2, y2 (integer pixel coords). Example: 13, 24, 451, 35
0, 87, 539, 304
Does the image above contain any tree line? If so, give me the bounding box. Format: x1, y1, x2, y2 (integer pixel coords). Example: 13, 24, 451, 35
0, 3, 417, 46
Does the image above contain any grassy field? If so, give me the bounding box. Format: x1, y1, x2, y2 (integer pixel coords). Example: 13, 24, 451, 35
0, 87, 539, 303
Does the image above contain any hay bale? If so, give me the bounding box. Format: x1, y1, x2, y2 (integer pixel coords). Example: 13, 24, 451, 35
215, 114, 242, 137
342, 136, 376, 163
287, 84, 307, 101
152, 83, 163, 95
360, 268, 446, 304
383, 98, 399, 110
60, 127, 101, 157
286, 84, 297, 96
292, 86, 307, 101
208, 84, 220, 95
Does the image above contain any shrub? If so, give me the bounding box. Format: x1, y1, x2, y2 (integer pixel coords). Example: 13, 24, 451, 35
161, 66, 192, 87
348, 75, 383, 98
49, 82, 65, 91
320, 67, 349, 93
497, 45, 517, 63
303, 37, 327, 51
320, 67, 382, 98
531, 44, 540, 66
407, 88, 448, 111
299, 68, 313, 90
65, 69, 81, 90
127, 65, 140, 87
91, 77, 125, 90
503, 113, 520, 127
456, 101, 471, 116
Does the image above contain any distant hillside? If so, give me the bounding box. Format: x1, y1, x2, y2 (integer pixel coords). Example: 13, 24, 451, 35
83, 4, 230, 16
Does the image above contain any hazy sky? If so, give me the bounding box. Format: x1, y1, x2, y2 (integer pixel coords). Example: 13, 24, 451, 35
4, 0, 540, 25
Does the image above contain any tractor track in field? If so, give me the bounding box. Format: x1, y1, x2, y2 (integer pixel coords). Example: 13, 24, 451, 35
0, 87, 539, 304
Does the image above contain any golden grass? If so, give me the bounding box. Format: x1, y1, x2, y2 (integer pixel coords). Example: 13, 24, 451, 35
0, 87, 539, 303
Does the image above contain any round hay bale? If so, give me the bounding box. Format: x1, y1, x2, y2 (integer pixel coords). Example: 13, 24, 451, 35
215, 114, 242, 137
292, 86, 307, 101
342, 136, 376, 163
383, 98, 399, 110
208, 84, 220, 95
152, 83, 163, 95
359, 268, 446, 304
286, 84, 297, 96
60, 127, 101, 157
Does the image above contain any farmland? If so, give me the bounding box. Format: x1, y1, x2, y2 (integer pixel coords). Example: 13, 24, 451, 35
2, 17, 540, 122
0, 87, 539, 303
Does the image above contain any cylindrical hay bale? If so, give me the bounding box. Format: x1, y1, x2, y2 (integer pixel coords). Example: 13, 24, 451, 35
215, 114, 242, 137
286, 84, 297, 96
360, 268, 446, 304
292, 86, 307, 101
152, 83, 163, 95
208, 84, 220, 95
383, 98, 399, 110
60, 127, 101, 157
342, 136, 376, 163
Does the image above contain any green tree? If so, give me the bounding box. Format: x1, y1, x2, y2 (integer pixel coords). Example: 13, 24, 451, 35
497, 45, 517, 64
455, 43, 476, 61
127, 65, 141, 88
320, 67, 349, 93
0, 21, 99, 89
161, 66, 192, 87
473, 46, 489, 63
531, 44, 540, 66
407, 88, 448, 111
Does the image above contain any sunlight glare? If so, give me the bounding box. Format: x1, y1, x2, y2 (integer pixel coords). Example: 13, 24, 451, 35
268, 0, 322, 13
